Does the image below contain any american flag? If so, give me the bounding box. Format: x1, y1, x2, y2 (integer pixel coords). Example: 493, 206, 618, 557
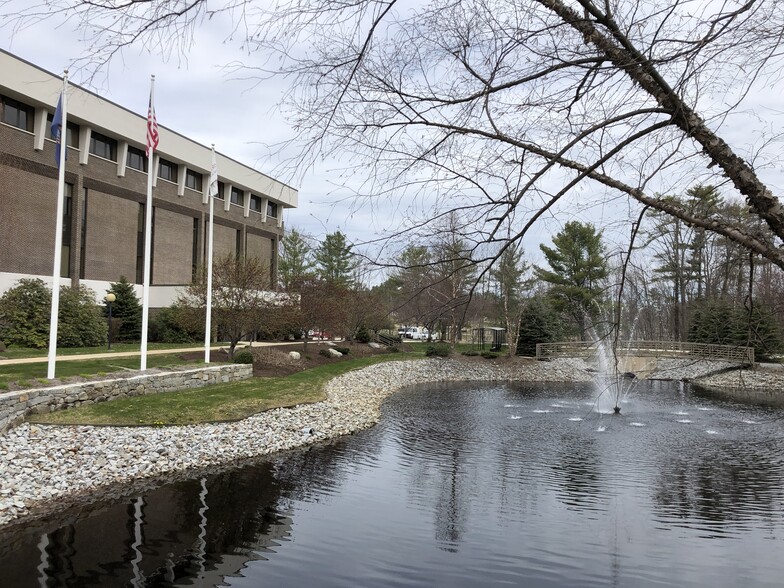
146, 90, 159, 158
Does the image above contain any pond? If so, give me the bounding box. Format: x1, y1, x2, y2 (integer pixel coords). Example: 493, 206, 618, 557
2, 380, 784, 587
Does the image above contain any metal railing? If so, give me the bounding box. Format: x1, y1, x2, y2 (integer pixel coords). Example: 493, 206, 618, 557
535, 340, 754, 364
374, 333, 399, 347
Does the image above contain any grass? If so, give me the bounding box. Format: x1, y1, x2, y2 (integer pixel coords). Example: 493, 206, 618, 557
0, 341, 216, 360
0, 355, 205, 391
27, 352, 422, 427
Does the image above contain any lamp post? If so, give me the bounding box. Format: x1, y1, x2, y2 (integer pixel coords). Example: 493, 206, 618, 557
105, 293, 116, 350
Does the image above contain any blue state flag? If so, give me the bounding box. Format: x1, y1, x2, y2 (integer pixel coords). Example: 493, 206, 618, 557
51, 94, 66, 166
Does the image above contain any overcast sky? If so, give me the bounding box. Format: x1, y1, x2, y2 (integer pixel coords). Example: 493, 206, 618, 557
2, 2, 783, 277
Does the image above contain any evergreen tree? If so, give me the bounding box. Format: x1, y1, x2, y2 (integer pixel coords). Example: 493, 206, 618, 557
688, 299, 783, 359
534, 221, 609, 340
516, 296, 563, 356
105, 276, 142, 342
279, 227, 315, 290
314, 231, 357, 287
489, 243, 530, 355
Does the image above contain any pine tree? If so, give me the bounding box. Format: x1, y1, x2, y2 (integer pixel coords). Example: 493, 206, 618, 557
279, 228, 315, 290
106, 276, 142, 342
534, 221, 609, 340
314, 232, 357, 287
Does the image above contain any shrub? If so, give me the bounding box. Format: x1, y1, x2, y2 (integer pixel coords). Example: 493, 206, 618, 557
233, 350, 254, 364
355, 326, 371, 343
0, 278, 50, 348
150, 306, 203, 343
58, 285, 107, 347
461, 350, 480, 357
425, 343, 451, 357
335, 346, 350, 355
319, 348, 333, 358
0, 279, 106, 348
480, 351, 499, 359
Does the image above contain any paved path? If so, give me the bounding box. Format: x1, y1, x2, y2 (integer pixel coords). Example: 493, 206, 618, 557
0, 341, 303, 366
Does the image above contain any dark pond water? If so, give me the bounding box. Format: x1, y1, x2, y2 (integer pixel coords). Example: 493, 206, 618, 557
2, 380, 784, 587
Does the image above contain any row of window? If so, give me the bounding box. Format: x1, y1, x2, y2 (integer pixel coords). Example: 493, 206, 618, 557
1, 94, 279, 217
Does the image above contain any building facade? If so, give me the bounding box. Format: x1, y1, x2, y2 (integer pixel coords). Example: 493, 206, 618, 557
0, 50, 297, 307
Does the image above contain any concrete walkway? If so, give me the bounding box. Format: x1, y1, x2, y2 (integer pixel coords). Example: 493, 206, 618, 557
0, 341, 303, 366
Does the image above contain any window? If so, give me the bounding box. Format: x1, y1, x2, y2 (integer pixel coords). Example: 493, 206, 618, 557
136, 203, 146, 284
1, 96, 34, 131
46, 114, 80, 148
80, 189, 88, 279
230, 187, 244, 206
216, 181, 225, 200
127, 146, 147, 172
267, 201, 278, 218
158, 157, 178, 182
250, 194, 262, 213
192, 218, 199, 279
61, 183, 73, 278
185, 169, 203, 191
89, 131, 117, 161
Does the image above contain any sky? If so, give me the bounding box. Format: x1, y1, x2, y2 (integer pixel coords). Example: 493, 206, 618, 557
2, 1, 784, 280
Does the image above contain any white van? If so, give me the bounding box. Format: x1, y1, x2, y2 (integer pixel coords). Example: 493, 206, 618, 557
403, 327, 430, 341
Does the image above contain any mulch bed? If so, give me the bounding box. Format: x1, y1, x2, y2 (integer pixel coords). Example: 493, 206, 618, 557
248, 341, 406, 377
179, 341, 404, 377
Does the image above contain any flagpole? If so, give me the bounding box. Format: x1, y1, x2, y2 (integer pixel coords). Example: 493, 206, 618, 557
47, 71, 68, 380
204, 145, 217, 363
140, 74, 156, 371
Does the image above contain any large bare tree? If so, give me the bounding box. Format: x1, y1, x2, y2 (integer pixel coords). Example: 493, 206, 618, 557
9, 0, 784, 273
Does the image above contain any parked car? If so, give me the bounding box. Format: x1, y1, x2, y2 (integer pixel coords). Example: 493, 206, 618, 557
308, 329, 332, 340
403, 327, 431, 341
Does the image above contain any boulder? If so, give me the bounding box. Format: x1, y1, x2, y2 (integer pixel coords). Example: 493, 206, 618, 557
288, 351, 302, 360
327, 348, 343, 358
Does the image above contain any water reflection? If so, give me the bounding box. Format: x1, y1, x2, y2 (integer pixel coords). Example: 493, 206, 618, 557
2, 381, 784, 587
1, 464, 296, 587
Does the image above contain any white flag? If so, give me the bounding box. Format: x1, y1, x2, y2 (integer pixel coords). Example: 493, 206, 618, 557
209, 152, 218, 197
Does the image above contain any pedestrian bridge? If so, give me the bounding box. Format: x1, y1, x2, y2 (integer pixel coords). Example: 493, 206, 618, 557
536, 340, 755, 376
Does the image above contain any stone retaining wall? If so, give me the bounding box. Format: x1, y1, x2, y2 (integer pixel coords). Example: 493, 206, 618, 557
0, 364, 253, 434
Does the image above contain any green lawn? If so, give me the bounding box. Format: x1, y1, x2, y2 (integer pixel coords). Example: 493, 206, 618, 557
0, 341, 213, 360
27, 352, 422, 426
0, 355, 206, 391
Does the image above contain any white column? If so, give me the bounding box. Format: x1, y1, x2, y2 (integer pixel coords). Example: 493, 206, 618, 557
79, 127, 91, 165
117, 141, 128, 177
33, 107, 47, 151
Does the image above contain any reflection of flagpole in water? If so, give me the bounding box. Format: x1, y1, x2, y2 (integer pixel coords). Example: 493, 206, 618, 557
196, 477, 209, 577
37, 533, 49, 587
130, 496, 145, 587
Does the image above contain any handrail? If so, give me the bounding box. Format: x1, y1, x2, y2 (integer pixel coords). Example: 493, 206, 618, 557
535, 340, 754, 364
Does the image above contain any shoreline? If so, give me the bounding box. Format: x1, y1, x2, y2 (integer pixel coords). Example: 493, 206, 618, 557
0, 358, 591, 529
2, 356, 781, 531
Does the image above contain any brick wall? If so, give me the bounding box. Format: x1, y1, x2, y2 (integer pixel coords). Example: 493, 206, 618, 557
0, 120, 285, 297
153, 207, 194, 284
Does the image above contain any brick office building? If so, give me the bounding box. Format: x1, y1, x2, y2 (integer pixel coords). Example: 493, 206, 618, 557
0, 49, 297, 307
